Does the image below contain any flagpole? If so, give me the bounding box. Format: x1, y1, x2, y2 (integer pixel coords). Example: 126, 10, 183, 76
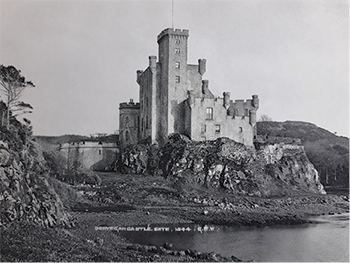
172, 0, 174, 29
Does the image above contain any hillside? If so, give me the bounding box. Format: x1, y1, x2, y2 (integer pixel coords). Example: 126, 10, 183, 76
0, 110, 71, 227
257, 121, 349, 187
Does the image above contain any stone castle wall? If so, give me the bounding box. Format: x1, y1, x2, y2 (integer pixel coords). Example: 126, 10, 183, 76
119, 28, 259, 148
59, 141, 119, 172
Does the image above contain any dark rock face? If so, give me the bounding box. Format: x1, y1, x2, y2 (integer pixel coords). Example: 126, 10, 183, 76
117, 134, 325, 197
118, 143, 160, 175
0, 125, 71, 227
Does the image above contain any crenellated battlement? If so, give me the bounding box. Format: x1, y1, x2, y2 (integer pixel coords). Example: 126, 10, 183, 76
119, 99, 140, 109
231, 95, 259, 109
157, 28, 189, 41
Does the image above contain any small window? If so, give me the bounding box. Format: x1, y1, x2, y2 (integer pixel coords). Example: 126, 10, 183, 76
175, 62, 180, 69
175, 39, 181, 44
239, 127, 243, 133
146, 116, 149, 129
99, 149, 102, 155
175, 76, 180, 83
206, 107, 213, 120
175, 48, 180, 54
201, 124, 206, 133
125, 131, 130, 143
215, 124, 221, 133
141, 118, 144, 131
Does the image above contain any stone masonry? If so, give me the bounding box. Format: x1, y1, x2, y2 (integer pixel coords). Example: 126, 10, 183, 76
119, 28, 259, 148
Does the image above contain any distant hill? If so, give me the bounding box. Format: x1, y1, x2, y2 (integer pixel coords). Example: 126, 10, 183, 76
257, 121, 349, 187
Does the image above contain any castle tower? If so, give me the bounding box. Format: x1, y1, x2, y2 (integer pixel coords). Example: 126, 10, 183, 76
119, 99, 140, 148
157, 28, 189, 143
120, 28, 259, 147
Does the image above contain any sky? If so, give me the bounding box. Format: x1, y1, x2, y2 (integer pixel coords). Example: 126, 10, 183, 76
0, 0, 348, 137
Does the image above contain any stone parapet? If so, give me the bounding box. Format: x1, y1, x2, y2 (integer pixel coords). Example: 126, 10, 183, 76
157, 28, 189, 42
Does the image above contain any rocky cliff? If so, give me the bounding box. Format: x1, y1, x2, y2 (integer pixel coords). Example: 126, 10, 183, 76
118, 134, 325, 197
0, 119, 71, 227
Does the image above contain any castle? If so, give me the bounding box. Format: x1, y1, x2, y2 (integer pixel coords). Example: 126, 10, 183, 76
119, 28, 259, 148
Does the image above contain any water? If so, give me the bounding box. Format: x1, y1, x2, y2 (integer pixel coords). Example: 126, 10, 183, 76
120, 213, 349, 262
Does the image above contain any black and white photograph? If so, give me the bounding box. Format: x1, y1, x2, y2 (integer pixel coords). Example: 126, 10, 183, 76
0, 0, 349, 262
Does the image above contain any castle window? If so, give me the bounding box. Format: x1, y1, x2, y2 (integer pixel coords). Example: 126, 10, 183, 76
215, 124, 221, 133
239, 127, 243, 133
125, 130, 130, 143
175, 75, 180, 83
201, 124, 206, 133
146, 116, 149, 129
206, 107, 213, 119
99, 149, 102, 155
125, 116, 129, 127
175, 39, 181, 44
175, 48, 180, 54
175, 62, 180, 69
141, 118, 144, 131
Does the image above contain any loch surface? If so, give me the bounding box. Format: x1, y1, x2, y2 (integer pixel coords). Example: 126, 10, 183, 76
121, 213, 349, 262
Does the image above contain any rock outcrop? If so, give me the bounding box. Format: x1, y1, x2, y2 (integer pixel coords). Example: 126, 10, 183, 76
117, 134, 325, 197
0, 121, 71, 227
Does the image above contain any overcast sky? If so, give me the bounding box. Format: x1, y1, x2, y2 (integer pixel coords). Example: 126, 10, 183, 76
0, 0, 348, 137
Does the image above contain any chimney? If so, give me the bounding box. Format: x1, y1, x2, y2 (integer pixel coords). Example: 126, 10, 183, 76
223, 92, 231, 109
198, 59, 206, 75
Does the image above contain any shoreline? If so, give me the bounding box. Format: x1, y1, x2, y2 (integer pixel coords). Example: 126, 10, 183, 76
2, 172, 348, 262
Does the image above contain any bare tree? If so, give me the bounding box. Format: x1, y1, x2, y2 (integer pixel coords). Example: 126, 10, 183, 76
0, 65, 35, 127
259, 114, 273, 122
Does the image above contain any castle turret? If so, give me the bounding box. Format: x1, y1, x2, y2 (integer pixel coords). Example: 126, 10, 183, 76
119, 99, 140, 148
157, 28, 190, 141
149, 56, 157, 68
188, 90, 195, 108
136, 70, 143, 84
223, 92, 231, 109
202, 80, 209, 95
252, 95, 259, 109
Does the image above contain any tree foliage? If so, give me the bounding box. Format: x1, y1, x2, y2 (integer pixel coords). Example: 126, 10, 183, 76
0, 65, 35, 127
259, 114, 273, 122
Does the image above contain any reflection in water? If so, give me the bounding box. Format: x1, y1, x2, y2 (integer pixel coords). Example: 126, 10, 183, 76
121, 213, 349, 262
